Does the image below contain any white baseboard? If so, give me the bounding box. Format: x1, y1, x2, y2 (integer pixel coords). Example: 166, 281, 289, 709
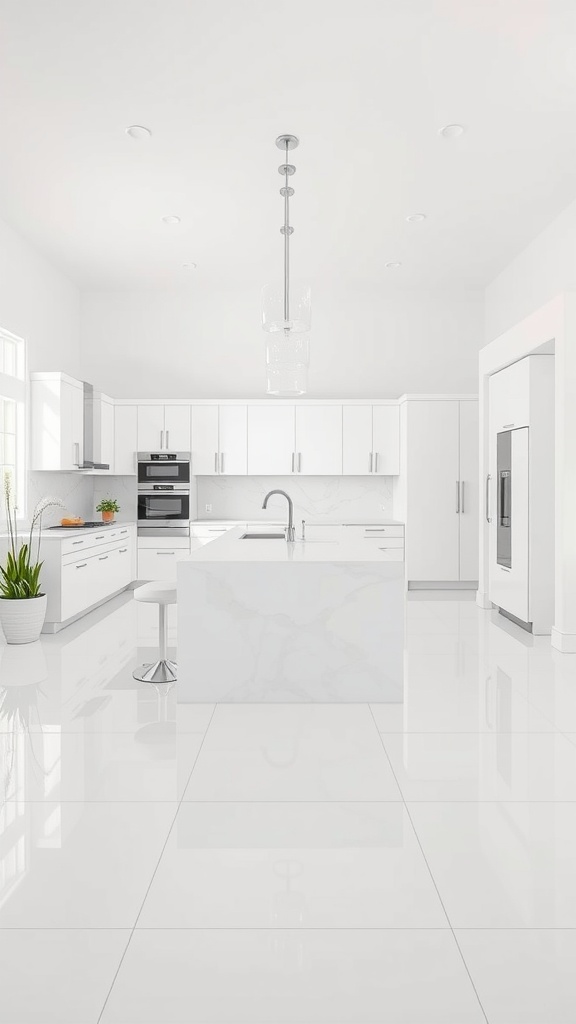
551, 627, 576, 653
408, 581, 477, 591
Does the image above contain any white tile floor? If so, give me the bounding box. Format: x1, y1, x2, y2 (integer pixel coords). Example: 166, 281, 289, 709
1, 590, 576, 1021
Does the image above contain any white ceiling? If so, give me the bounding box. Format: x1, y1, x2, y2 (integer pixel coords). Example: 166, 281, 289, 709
1, 0, 576, 290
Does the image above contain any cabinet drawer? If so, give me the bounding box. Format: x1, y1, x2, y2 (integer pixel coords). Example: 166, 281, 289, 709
138, 547, 189, 582
362, 536, 404, 548
377, 548, 404, 561
61, 544, 133, 621
342, 524, 404, 538
62, 538, 129, 566
61, 526, 132, 556
138, 535, 189, 550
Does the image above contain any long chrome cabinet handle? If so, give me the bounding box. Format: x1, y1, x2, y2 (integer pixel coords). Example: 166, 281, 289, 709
220, 452, 225, 473
291, 452, 295, 473
369, 452, 373, 473
298, 452, 302, 473
374, 452, 379, 473
460, 481, 465, 513
160, 430, 164, 450
166, 430, 170, 449
73, 442, 80, 467
157, 551, 175, 556
485, 474, 492, 523
214, 452, 219, 473
456, 481, 460, 513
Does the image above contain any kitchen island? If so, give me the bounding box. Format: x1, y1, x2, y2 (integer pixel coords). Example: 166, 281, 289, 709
177, 526, 404, 703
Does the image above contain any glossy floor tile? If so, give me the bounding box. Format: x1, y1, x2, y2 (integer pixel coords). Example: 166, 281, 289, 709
0, 929, 130, 1024
408, 801, 576, 927
100, 928, 485, 1023
382, 730, 576, 800
0, 801, 176, 927
1, 729, 204, 802
456, 929, 576, 1024
184, 703, 402, 801
0, 591, 574, 1022
138, 801, 446, 928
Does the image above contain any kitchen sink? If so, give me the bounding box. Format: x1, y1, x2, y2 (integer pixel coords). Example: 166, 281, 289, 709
240, 532, 286, 540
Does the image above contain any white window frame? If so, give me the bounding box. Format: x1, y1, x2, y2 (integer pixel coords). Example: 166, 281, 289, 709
0, 327, 27, 521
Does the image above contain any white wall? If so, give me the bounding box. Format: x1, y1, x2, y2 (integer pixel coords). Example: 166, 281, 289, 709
80, 284, 484, 399
0, 216, 81, 376
486, 195, 576, 341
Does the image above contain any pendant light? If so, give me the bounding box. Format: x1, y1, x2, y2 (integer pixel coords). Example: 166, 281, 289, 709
262, 134, 311, 396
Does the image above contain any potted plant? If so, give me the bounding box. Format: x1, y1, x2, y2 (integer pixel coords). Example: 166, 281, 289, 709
0, 473, 64, 644
96, 498, 120, 524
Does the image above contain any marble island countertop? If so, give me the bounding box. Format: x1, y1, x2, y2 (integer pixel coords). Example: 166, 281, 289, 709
185, 525, 404, 564
191, 517, 404, 527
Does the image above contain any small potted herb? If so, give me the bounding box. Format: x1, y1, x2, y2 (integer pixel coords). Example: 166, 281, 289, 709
0, 473, 64, 644
96, 498, 120, 524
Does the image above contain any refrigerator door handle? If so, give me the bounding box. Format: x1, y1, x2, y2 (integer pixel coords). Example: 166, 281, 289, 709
456, 481, 460, 514
460, 480, 465, 514
485, 474, 492, 523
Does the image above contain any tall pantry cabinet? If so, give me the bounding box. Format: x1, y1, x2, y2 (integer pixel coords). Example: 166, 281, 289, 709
396, 396, 479, 585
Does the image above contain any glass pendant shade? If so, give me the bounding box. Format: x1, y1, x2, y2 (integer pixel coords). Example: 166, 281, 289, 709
265, 332, 309, 396
262, 282, 311, 333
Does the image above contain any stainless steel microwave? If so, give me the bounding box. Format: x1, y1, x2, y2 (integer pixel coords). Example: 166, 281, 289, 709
137, 451, 190, 486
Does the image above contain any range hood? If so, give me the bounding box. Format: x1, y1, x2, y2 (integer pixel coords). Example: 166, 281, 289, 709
80, 382, 110, 470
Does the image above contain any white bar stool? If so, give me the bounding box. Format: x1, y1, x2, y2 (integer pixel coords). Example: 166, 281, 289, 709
133, 581, 177, 684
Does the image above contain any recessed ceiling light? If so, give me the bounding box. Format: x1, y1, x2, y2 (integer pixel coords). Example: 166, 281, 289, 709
438, 123, 465, 139
385, 261, 402, 269
406, 213, 426, 223
183, 263, 197, 271
125, 125, 151, 140
162, 215, 181, 225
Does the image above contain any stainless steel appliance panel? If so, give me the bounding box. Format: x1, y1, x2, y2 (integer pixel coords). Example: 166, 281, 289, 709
137, 452, 190, 486
497, 430, 512, 569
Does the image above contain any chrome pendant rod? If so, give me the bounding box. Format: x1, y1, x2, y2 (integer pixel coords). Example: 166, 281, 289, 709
284, 140, 290, 325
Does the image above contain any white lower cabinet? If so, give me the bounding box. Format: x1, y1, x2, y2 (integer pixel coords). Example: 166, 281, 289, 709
42, 526, 136, 631
137, 536, 190, 582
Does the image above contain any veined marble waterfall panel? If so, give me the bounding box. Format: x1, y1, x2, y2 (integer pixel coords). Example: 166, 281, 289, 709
178, 559, 404, 703
196, 475, 393, 521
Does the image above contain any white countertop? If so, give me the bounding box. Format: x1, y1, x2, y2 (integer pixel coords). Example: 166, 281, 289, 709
8, 522, 137, 541
185, 525, 404, 564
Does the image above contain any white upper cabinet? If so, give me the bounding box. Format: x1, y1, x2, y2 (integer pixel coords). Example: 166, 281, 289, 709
489, 358, 530, 433
137, 405, 191, 452
191, 405, 219, 474
164, 405, 191, 451
247, 406, 295, 475
30, 372, 84, 472
342, 404, 400, 475
372, 405, 400, 475
219, 406, 247, 475
343, 406, 373, 475
295, 405, 342, 475
114, 405, 138, 475
137, 405, 165, 451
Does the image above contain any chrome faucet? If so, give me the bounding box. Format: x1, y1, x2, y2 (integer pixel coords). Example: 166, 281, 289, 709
262, 489, 295, 542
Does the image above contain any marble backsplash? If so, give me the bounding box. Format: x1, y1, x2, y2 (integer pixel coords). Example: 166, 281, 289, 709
28, 472, 95, 526
196, 476, 394, 522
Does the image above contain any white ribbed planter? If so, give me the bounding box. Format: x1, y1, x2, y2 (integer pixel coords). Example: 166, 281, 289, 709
0, 595, 47, 644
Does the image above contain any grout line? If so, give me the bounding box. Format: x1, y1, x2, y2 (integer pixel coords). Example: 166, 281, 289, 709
368, 705, 490, 1024
95, 703, 217, 1024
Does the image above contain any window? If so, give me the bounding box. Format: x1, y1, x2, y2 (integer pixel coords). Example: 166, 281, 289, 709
0, 328, 26, 515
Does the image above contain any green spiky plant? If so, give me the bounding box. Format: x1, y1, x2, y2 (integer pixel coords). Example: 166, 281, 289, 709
0, 472, 64, 600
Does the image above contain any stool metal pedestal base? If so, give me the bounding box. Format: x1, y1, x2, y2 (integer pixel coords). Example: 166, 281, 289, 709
133, 659, 177, 684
